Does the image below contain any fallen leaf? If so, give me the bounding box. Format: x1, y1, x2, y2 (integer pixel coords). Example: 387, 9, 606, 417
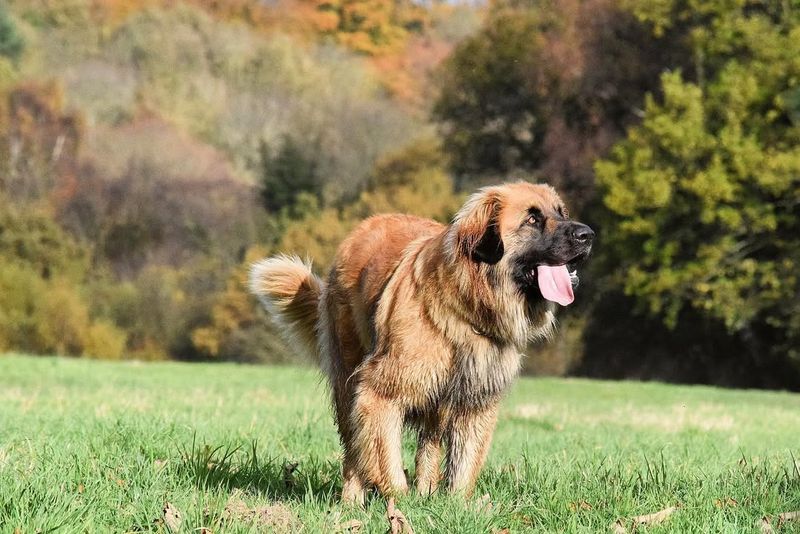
387, 498, 413, 534
611, 506, 677, 533
77, 483, 85, 494
569, 500, 592, 512
632, 506, 676, 526
611, 519, 628, 534
337, 519, 364, 532
713, 497, 737, 508
163, 502, 182, 533
758, 510, 800, 533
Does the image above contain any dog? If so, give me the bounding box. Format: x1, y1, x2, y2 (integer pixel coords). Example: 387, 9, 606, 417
250, 182, 594, 503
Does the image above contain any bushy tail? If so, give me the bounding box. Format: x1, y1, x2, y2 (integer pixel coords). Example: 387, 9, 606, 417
249, 255, 324, 360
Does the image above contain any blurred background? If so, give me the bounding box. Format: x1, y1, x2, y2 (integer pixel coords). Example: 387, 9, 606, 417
0, 0, 797, 390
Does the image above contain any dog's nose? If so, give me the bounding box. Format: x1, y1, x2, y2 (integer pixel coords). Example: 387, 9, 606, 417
571, 223, 595, 244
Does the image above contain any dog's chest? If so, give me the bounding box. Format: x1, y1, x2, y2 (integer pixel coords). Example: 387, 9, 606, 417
445, 345, 522, 409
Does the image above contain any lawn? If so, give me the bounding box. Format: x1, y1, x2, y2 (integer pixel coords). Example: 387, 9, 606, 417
1, 354, 799, 533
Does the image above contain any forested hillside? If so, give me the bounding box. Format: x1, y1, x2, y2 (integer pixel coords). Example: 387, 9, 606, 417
1, 0, 798, 389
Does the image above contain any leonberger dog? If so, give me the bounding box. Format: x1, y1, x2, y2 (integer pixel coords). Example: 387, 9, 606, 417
250, 182, 594, 503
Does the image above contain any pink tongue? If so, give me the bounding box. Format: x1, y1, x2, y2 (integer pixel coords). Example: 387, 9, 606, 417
536, 265, 574, 306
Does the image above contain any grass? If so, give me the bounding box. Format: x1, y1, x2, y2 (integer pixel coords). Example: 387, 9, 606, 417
1, 354, 799, 533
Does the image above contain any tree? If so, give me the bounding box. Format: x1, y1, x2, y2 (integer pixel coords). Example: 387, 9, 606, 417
258, 136, 322, 214
0, 196, 126, 359
303, 0, 427, 55
594, 0, 800, 387
432, 0, 687, 209
0, 6, 24, 62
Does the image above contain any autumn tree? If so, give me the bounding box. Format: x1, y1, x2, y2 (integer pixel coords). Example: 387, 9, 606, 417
433, 0, 687, 209
304, 0, 427, 55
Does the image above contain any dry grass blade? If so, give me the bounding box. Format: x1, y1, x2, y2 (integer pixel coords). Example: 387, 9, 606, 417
475, 493, 493, 513
163, 502, 182, 533
387, 498, 413, 534
222, 489, 300, 531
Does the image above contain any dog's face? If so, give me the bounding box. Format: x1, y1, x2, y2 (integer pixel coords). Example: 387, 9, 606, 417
453, 182, 594, 306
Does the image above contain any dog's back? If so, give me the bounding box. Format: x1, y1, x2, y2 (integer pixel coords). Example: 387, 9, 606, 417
249, 213, 443, 373
326, 214, 444, 357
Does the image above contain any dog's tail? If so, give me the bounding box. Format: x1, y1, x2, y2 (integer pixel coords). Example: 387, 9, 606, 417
249, 255, 324, 360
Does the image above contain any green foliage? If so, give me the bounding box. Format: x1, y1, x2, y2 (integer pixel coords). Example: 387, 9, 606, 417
0, 200, 87, 281
596, 0, 800, 367
100, 263, 223, 361
258, 136, 322, 214
0, 5, 24, 62
0, 200, 126, 358
433, 6, 547, 180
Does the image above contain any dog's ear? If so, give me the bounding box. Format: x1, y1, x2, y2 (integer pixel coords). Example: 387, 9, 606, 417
453, 189, 504, 265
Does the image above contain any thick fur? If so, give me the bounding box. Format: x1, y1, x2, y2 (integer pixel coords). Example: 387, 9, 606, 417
249, 255, 324, 363
250, 182, 592, 503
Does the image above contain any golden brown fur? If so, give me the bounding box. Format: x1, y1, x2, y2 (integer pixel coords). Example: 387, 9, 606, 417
250, 182, 589, 503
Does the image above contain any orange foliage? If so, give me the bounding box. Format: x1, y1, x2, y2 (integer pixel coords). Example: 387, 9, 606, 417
372, 35, 453, 108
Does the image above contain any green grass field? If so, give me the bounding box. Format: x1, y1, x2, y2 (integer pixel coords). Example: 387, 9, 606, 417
1, 354, 799, 533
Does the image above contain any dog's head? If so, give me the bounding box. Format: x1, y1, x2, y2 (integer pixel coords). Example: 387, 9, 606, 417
450, 182, 594, 307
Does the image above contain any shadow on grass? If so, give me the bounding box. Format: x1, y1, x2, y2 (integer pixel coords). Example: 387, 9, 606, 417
175, 435, 342, 505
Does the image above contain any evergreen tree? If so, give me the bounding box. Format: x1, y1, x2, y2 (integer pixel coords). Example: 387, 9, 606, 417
595, 0, 800, 381
258, 136, 322, 214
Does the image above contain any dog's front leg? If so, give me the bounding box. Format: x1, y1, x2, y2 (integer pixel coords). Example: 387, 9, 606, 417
444, 401, 499, 495
414, 409, 446, 495
350, 386, 408, 497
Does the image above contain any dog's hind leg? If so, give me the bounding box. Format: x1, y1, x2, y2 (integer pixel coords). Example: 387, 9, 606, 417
350, 385, 408, 497
334, 390, 367, 505
445, 401, 499, 495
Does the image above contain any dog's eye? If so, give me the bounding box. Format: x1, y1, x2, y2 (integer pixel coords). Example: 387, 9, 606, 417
525, 214, 538, 225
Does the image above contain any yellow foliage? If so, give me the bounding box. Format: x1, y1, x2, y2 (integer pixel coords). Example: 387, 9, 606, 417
83, 320, 127, 359
34, 280, 91, 356
190, 245, 268, 357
